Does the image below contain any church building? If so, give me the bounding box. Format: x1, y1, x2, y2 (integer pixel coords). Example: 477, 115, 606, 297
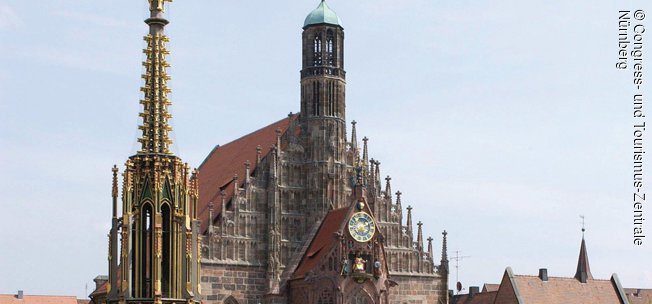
91, 1, 449, 304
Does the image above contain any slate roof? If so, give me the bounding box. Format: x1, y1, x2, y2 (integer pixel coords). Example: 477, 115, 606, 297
197, 115, 297, 233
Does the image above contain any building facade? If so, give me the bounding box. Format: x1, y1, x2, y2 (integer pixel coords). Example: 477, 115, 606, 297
451, 235, 649, 304
93, 1, 449, 304
197, 2, 448, 304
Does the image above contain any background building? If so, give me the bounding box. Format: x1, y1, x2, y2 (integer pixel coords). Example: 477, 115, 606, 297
451, 235, 652, 304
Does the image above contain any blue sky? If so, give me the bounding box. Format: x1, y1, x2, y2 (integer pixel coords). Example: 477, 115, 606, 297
1, 0, 651, 298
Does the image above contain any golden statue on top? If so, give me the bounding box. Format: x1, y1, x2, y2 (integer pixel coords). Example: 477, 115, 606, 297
148, 0, 172, 11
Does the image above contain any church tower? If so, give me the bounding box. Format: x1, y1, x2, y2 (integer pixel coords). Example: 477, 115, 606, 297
299, 1, 349, 213
106, 1, 201, 303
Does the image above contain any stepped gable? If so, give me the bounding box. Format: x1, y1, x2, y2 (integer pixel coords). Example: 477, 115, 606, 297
197, 115, 297, 232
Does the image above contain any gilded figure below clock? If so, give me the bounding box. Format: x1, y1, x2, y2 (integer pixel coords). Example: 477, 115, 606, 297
348, 212, 376, 243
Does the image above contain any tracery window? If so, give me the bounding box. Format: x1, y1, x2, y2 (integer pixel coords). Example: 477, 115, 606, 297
326, 30, 334, 66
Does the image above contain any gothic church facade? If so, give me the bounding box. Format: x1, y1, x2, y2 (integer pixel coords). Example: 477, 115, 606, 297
198, 2, 449, 304
92, 1, 449, 304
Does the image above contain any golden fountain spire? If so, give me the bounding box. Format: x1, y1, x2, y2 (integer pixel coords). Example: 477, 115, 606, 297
138, 0, 173, 155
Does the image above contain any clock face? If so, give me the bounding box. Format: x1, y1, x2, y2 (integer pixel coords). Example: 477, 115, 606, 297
348, 212, 376, 243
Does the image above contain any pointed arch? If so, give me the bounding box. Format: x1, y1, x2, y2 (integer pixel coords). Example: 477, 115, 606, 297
161, 202, 172, 297
313, 33, 323, 66
224, 296, 239, 304
326, 30, 335, 66
136, 202, 154, 298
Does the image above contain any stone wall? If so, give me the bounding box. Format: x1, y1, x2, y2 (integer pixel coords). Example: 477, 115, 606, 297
201, 263, 274, 304
388, 274, 444, 304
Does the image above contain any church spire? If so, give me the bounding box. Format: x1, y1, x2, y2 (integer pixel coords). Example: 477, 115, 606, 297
106, 1, 201, 302
138, 0, 173, 155
574, 227, 593, 283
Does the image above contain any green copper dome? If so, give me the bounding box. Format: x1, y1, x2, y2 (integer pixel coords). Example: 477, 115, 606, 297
304, 0, 343, 28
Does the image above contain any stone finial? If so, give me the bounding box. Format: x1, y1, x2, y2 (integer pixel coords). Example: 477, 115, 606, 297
385, 176, 392, 199
395, 191, 402, 207
351, 120, 358, 152
369, 158, 376, 189
417, 221, 424, 252
256, 145, 262, 165
440, 230, 449, 274
362, 137, 369, 181
207, 201, 215, 234
244, 160, 251, 183
276, 128, 282, 152
427, 237, 434, 258
406, 205, 413, 234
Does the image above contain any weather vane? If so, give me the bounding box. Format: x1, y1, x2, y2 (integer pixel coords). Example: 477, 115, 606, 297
580, 215, 586, 237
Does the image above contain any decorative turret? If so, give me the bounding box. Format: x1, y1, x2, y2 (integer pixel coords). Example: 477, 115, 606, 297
427, 237, 434, 259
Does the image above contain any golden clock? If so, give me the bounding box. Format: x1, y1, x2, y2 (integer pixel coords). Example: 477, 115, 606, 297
348, 212, 376, 243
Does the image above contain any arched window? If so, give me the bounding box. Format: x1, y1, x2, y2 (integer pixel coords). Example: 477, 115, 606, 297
161, 203, 171, 297
313, 34, 322, 66
139, 203, 153, 298
326, 30, 334, 66
318, 289, 334, 304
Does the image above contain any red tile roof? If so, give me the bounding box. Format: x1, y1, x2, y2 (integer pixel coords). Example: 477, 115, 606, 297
482, 284, 500, 292
625, 288, 652, 304
512, 275, 623, 304
292, 207, 350, 279
197, 115, 297, 233
452, 291, 498, 304
0, 294, 80, 304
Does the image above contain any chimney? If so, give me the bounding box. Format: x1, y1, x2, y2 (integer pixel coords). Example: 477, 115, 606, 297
17, 290, 23, 299
539, 268, 548, 281
469, 286, 480, 298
